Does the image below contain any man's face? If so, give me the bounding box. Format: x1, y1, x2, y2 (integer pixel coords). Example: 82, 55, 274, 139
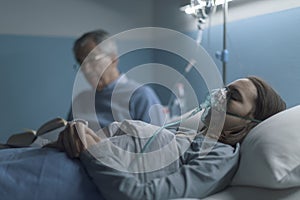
75, 40, 113, 90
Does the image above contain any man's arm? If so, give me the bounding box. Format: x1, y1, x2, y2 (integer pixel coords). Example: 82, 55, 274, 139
130, 86, 166, 126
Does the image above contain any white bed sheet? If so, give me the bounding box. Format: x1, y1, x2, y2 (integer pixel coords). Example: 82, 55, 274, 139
201, 186, 300, 200
172, 186, 300, 200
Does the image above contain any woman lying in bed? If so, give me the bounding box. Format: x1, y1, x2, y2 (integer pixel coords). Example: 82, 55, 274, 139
48, 76, 286, 200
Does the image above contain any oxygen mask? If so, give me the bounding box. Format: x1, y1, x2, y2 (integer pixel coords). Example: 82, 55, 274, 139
200, 87, 261, 126
200, 88, 228, 126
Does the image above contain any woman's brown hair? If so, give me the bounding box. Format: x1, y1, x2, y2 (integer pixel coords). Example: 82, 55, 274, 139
247, 76, 286, 121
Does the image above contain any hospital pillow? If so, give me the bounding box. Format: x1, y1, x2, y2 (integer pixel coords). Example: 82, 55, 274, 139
231, 105, 300, 188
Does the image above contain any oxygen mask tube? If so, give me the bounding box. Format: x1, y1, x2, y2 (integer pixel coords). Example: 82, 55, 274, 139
200, 87, 228, 125
141, 88, 228, 153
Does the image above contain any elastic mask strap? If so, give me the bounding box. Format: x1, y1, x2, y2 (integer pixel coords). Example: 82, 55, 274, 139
226, 112, 261, 123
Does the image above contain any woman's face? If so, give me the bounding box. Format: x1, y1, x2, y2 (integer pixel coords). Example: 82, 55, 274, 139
223, 78, 257, 133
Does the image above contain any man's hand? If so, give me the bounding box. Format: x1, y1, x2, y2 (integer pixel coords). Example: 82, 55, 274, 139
45, 121, 100, 158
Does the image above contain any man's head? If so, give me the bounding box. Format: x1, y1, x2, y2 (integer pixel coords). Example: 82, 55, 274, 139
73, 30, 119, 90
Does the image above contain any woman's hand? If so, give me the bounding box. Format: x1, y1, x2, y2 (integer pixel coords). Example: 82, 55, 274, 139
45, 121, 100, 158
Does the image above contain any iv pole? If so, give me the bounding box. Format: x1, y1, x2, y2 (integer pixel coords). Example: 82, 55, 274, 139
222, 0, 228, 85
215, 0, 229, 85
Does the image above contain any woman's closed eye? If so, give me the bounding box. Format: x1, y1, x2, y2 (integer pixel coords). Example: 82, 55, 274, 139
228, 89, 242, 102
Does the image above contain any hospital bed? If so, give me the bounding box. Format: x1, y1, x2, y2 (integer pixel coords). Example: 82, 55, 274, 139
1, 105, 300, 200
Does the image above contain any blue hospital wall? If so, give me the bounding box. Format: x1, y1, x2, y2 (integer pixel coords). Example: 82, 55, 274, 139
0, 35, 76, 142
200, 7, 300, 108
152, 49, 208, 107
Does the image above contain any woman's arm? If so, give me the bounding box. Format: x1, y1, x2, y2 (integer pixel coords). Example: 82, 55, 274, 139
80, 138, 239, 200
50, 120, 239, 200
